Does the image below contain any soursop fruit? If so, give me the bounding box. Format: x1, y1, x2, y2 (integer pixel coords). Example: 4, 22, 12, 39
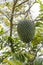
17, 20, 35, 43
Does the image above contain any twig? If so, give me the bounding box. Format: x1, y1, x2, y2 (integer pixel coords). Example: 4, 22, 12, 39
0, 10, 10, 21
16, 0, 29, 7
34, 18, 43, 22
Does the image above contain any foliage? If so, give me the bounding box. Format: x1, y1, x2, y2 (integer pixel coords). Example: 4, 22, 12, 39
34, 56, 43, 65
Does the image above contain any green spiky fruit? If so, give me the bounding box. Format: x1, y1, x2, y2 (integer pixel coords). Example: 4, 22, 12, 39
17, 20, 35, 43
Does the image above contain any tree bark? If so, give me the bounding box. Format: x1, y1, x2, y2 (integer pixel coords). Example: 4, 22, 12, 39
10, 0, 18, 37
10, 0, 18, 52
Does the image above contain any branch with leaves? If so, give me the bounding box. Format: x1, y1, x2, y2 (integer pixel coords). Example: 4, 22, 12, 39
10, 0, 18, 37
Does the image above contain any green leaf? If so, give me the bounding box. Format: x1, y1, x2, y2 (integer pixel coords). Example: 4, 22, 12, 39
3, 59, 14, 65
40, 4, 43, 9
14, 59, 23, 65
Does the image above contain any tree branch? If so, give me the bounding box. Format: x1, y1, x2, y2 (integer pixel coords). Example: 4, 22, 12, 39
16, 0, 29, 7
10, 0, 18, 37
34, 18, 43, 22
9, 0, 18, 53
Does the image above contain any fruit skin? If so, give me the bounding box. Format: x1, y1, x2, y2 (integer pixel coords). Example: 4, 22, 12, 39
17, 20, 35, 43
